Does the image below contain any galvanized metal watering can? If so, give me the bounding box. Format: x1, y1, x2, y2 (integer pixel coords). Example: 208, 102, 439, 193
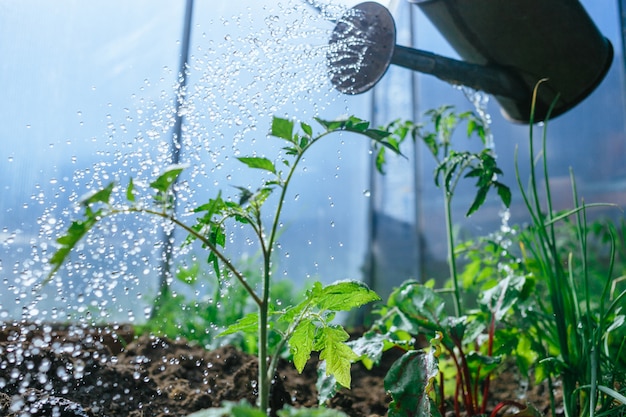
326, 0, 613, 123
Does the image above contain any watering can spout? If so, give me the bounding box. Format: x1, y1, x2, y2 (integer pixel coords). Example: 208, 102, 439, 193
327, 1, 613, 123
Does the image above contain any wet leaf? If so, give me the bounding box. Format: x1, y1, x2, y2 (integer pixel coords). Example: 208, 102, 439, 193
347, 331, 389, 370
272, 116, 294, 141
300, 122, 313, 137
126, 178, 136, 202
237, 157, 276, 174
80, 182, 114, 206
314, 280, 380, 312
218, 312, 259, 337
496, 182, 512, 207
290, 320, 316, 372
385, 342, 441, 417
150, 165, 186, 193
316, 325, 358, 388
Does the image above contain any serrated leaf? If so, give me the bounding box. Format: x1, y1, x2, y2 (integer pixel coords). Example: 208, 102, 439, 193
496, 182, 512, 207
317, 326, 358, 388
80, 182, 115, 206
466, 186, 489, 217
46, 210, 103, 284
150, 165, 186, 193
218, 312, 259, 337
290, 320, 316, 372
237, 157, 276, 174
314, 117, 344, 131
272, 116, 294, 141
315, 280, 380, 312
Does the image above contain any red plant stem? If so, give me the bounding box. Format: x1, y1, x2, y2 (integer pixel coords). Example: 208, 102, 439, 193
490, 400, 527, 417
456, 342, 477, 415
480, 312, 497, 413
449, 345, 475, 416
454, 372, 462, 417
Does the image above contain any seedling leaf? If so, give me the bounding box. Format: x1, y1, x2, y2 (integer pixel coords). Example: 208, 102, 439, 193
80, 182, 115, 206
219, 312, 259, 337
300, 122, 313, 137
272, 116, 294, 141
317, 326, 358, 388
150, 165, 185, 193
316, 280, 380, 312
126, 178, 136, 202
237, 157, 276, 174
290, 320, 316, 372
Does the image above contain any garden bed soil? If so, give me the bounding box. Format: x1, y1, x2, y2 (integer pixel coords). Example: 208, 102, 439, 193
0, 323, 556, 417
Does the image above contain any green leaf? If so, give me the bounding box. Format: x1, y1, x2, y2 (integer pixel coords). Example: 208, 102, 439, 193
347, 331, 389, 370
176, 263, 199, 285
314, 117, 344, 131
80, 182, 115, 206
388, 281, 447, 330
290, 320, 316, 372
496, 182, 512, 207
150, 165, 186, 193
375, 147, 387, 174
315, 280, 380, 312
300, 122, 313, 137
237, 157, 276, 174
218, 312, 259, 337
46, 210, 103, 284
466, 186, 489, 217
385, 335, 442, 417
272, 116, 294, 141
126, 178, 136, 202
317, 325, 358, 388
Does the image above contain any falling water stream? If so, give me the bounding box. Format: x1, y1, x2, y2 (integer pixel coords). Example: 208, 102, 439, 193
2, 1, 367, 326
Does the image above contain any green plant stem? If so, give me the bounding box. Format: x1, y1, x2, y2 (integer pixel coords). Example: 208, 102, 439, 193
443, 190, 462, 317
258, 132, 330, 413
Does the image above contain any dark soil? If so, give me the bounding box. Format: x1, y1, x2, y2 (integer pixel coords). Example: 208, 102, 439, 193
0, 322, 554, 417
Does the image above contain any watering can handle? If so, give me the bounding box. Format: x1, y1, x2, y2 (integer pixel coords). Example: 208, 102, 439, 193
392, 45, 528, 101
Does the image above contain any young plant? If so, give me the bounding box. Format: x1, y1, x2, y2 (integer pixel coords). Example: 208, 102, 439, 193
46, 115, 404, 415
333, 107, 516, 417
513, 82, 626, 417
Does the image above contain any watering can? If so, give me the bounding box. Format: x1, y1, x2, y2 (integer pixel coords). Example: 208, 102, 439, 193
326, 1, 613, 123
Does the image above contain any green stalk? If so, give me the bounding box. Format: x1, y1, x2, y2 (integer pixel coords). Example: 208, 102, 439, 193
257, 132, 328, 413
443, 189, 462, 317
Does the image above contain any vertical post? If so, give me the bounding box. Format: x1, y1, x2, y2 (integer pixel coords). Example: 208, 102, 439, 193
154, 0, 195, 317
409, 1, 424, 283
